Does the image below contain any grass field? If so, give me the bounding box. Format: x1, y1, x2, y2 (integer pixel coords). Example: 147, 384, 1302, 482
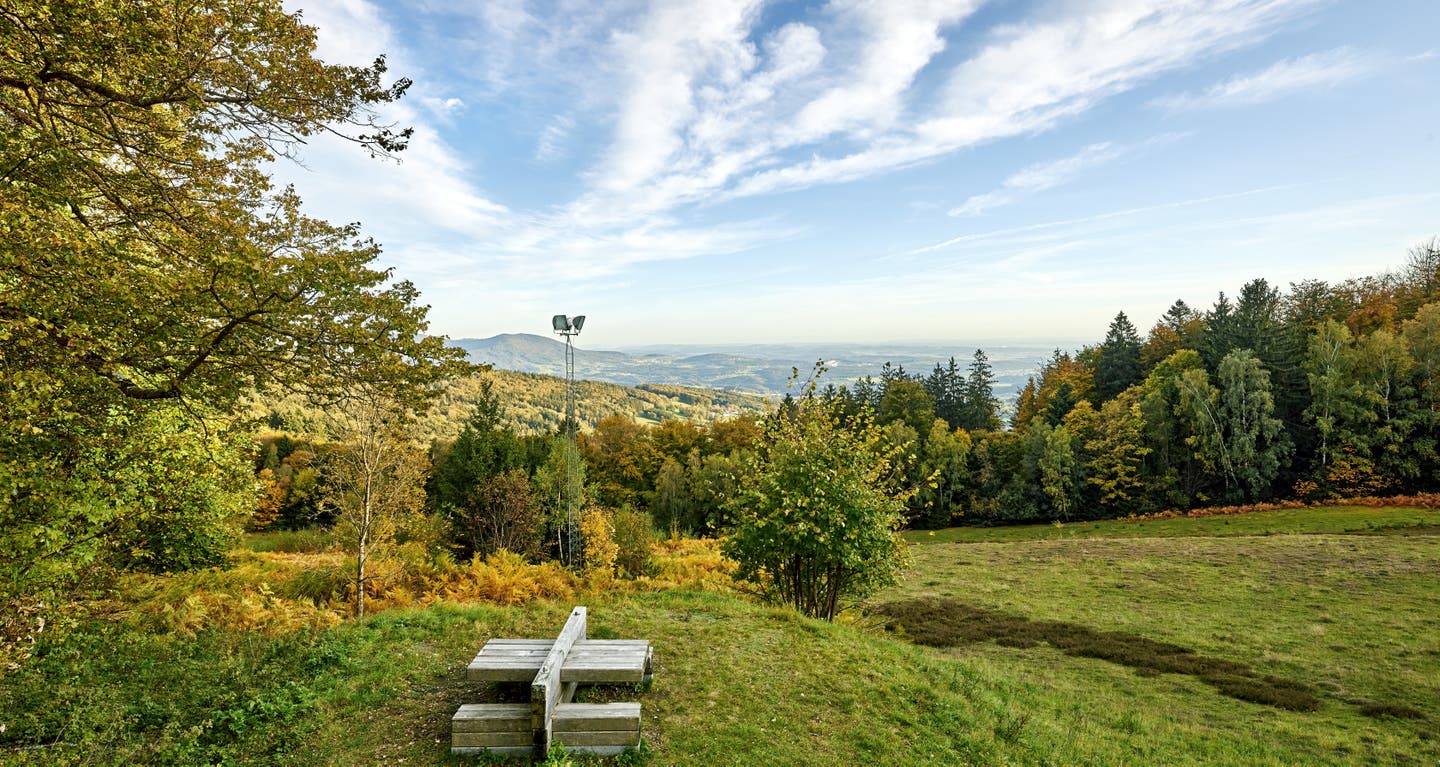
1, 506, 1436, 765
903, 504, 1440, 543
881, 519, 1440, 765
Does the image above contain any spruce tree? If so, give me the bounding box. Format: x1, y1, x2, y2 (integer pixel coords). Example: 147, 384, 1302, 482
1200, 292, 1237, 370
1044, 382, 1079, 426
1162, 299, 1201, 337
925, 357, 966, 429
1095, 311, 1143, 401
962, 349, 1001, 431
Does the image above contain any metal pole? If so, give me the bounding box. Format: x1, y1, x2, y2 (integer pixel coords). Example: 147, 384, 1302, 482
552, 314, 585, 569
563, 332, 579, 568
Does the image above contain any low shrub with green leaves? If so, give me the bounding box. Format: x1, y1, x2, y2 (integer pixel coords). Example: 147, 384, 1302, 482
724, 398, 910, 620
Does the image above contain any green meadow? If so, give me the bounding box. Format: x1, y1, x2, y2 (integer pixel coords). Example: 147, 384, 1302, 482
2, 506, 1435, 766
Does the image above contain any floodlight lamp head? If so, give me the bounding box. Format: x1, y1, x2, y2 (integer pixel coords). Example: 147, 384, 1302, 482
572, 315, 585, 332
552, 314, 570, 332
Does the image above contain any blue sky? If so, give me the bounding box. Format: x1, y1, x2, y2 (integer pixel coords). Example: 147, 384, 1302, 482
277, 0, 1440, 348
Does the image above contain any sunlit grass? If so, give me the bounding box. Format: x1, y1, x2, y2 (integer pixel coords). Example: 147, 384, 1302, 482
905, 505, 1440, 544
879, 529, 1440, 764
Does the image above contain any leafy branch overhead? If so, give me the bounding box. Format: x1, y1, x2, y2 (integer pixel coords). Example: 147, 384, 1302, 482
0, 0, 466, 412
0, 0, 466, 618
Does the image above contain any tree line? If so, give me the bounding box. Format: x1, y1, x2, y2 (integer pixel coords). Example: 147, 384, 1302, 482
818, 241, 1440, 526
301, 238, 1440, 559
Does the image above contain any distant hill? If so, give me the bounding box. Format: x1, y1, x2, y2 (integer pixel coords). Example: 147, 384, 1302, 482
453, 333, 1059, 398
252, 367, 772, 441
437, 369, 772, 437
453, 333, 791, 393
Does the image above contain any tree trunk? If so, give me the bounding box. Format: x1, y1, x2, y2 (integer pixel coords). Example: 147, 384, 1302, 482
356, 535, 367, 618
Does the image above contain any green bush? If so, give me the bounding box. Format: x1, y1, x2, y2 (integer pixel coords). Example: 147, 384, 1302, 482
724, 397, 910, 620
611, 505, 654, 577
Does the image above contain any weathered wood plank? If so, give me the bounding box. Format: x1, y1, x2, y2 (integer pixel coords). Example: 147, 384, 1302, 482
532, 606, 587, 758
451, 746, 535, 757
552, 703, 640, 733
466, 640, 650, 683
553, 730, 642, 747
452, 731, 533, 748
451, 703, 531, 733
452, 607, 651, 758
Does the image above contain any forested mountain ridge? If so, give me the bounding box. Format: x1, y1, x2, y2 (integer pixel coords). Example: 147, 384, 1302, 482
253, 368, 771, 442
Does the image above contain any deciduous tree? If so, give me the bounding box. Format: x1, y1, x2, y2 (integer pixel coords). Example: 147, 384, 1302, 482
0, 0, 465, 619
321, 393, 428, 618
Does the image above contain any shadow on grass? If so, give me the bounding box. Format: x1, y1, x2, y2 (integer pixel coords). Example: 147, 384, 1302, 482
872, 597, 1320, 712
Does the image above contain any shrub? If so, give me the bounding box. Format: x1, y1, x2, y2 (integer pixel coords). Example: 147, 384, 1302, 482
452, 468, 542, 559
611, 506, 654, 577
724, 397, 910, 621
579, 507, 618, 578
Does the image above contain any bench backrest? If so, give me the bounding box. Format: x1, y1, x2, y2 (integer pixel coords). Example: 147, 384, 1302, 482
532, 606, 586, 756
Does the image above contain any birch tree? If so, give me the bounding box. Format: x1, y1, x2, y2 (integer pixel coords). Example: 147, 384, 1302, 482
321, 393, 427, 618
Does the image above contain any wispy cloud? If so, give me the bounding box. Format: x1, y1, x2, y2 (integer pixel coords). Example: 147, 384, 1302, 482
1153, 47, 1371, 110
950, 142, 1128, 217
286, 0, 1325, 290
911, 185, 1296, 255
534, 114, 575, 162
1409, 49, 1438, 63
726, 0, 1318, 199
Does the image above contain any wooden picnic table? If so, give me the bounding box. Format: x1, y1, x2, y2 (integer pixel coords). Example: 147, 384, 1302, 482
466, 638, 653, 684
452, 607, 653, 758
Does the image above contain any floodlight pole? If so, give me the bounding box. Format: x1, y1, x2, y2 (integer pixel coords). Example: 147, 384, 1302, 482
552, 315, 585, 568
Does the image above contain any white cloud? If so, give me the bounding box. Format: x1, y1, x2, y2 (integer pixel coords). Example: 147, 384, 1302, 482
282, 0, 1330, 308
279, 2, 512, 240
1407, 49, 1437, 63
419, 96, 466, 120
728, 0, 1318, 199
1153, 47, 1371, 110
784, 0, 980, 144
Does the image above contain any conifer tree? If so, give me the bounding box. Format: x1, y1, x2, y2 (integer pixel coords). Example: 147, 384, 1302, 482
1044, 382, 1080, 426
1096, 311, 1143, 401
925, 357, 966, 429
962, 349, 1001, 431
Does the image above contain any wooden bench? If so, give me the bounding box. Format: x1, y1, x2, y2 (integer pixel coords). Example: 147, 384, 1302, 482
451, 606, 651, 758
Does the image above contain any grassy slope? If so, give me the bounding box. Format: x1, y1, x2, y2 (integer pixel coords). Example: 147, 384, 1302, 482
904, 505, 1440, 543
3, 508, 1437, 766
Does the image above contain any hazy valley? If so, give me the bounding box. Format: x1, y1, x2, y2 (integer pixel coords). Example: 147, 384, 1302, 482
452, 332, 1063, 399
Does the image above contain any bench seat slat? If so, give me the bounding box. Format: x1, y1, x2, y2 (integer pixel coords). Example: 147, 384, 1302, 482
452, 731, 533, 748
552, 702, 640, 733
554, 731, 641, 748
452, 703, 531, 733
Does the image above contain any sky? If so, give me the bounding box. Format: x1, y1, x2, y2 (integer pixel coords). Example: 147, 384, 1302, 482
275, 0, 1440, 348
